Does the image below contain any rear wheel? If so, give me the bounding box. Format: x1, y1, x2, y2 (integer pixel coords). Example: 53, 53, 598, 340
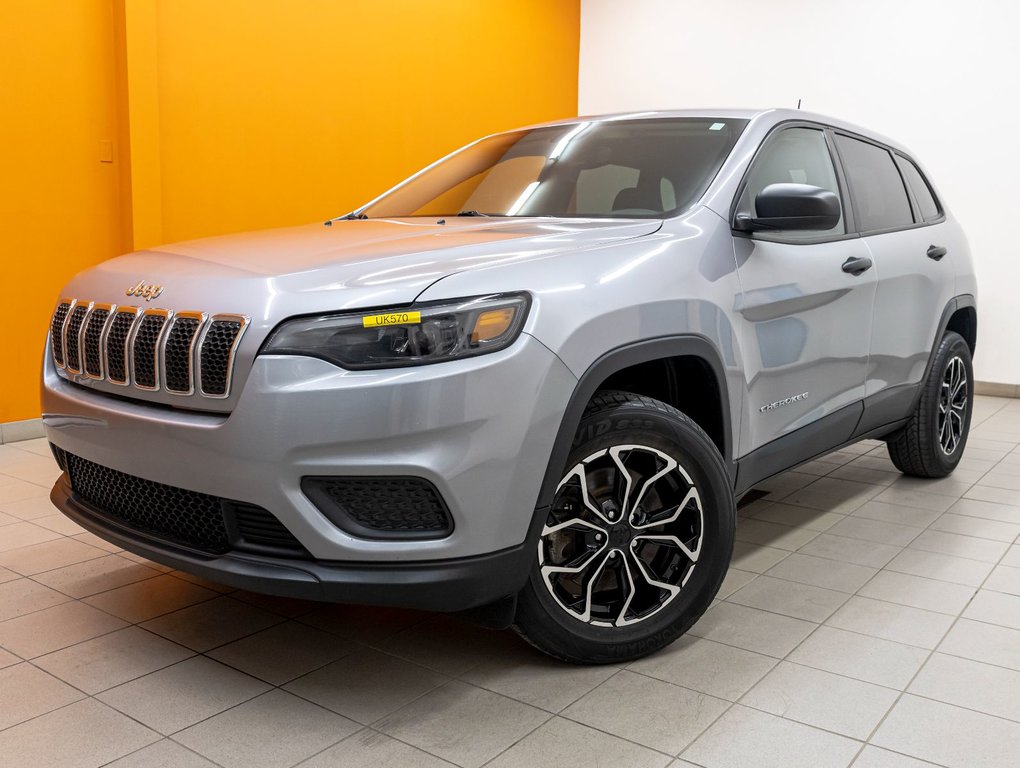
513, 391, 735, 664
887, 331, 973, 477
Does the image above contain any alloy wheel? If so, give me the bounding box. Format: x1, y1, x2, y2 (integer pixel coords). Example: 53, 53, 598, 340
938, 355, 968, 455
538, 444, 704, 627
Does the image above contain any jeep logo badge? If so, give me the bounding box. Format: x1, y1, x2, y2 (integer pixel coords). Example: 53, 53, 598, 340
126, 280, 164, 302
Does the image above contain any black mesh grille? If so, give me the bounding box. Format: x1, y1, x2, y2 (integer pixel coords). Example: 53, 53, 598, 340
50, 302, 71, 366
232, 502, 307, 553
64, 451, 231, 553
106, 310, 137, 383
82, 308, 110, 377
64, 305, 89, 372
200, 320, 242, 395
132, 313, 168, 388
164, 317, 201, 392
302, 476, 453, 539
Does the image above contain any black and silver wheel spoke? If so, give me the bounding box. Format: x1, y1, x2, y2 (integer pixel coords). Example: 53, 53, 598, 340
937, 356, 967, 455
539, 444, 705, 627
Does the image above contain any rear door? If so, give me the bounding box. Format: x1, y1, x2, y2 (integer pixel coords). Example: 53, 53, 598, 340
732, 125, 877, 456
831, 134, 956, 430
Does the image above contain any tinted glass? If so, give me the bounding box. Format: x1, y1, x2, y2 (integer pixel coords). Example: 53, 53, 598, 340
362, 118, 747, 219
739, 127, 845, 239
895, 156, 940, 221
835, 135, 914, 231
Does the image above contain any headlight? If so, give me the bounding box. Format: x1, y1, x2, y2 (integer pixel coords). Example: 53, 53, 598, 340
262, 293, 530, 369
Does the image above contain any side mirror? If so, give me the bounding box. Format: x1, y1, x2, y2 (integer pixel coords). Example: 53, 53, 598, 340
734, 183, 841, 232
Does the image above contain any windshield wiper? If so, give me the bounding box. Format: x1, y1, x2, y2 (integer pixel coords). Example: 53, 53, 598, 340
455, 210, 490, 217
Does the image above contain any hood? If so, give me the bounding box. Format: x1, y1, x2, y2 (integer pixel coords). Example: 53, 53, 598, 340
67, 217, 661, 316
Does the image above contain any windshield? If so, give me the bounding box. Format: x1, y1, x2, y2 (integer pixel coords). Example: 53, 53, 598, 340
361, 117, 747, 219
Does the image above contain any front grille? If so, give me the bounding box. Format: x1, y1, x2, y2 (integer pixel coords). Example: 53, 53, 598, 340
61, 450, 306, 557
302, 476, 454, 540
50, 299, 248, 400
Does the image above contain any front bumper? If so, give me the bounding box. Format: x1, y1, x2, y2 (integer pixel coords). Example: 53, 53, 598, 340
42, 333, 575, 586
52, 476, 536, 610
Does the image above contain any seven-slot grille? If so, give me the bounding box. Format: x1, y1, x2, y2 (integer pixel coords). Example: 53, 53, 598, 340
50, 299, 248, 399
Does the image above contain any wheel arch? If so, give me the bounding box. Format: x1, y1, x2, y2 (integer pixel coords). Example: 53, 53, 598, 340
534, 336, 735, 512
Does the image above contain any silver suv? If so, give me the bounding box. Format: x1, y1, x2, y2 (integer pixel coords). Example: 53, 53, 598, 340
43, 109, 976, 663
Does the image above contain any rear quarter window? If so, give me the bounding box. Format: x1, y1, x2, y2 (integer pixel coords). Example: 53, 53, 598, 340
895, 156, 941, 222
834, 135, 914, 232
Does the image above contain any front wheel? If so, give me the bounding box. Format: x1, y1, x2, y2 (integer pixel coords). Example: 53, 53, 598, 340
513, 391, 735, 664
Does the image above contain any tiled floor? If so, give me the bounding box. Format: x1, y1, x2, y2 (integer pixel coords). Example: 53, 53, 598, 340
2, 396, 1020, 767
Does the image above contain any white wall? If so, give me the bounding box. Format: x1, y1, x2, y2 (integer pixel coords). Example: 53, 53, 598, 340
580, 0, 1020, 385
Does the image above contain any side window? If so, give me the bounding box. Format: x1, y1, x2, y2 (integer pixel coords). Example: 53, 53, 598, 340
834, 135, 914, 231
895, 156, 940, 222
739, 127, 845, 239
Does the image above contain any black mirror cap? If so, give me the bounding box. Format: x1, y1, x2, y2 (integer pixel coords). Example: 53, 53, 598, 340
734, 183, 841, 232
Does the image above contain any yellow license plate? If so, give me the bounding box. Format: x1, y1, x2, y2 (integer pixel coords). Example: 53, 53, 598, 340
362, 311, 422, 328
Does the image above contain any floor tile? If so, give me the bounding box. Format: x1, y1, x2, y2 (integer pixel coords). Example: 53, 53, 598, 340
824, 516, 922, 547
462, 638, 616, 712
629, 635, 777, 701
284, 648, 446, 724
939, 618, 1020, 672
139, 595, 282, 652
730, 541, 789, 573
784, 477, 883, 514
103, 739, 219, 767
0, 577, 71, 621
764, 552, 877, 593
30, 513, 85, 536
0, 662, 84, 730
0, 537, 107, 575
909, 653, 1020, 722
726, 575, 849, 622
907, 529, 1009, 563
984, 564, 1020, 596
1004, 545, 1020, 568
0, 646, 17, 668
948, 497, 1020, 525
797, 533, 901, 568
828, 463, 900, 486
825, 596, 953, 649
873, 694, 1020, 768
748, 502, 844, 531
175, 689, 358, 768
873, 486, 956, 513
487, 716, 669, 768
929, 512, 1020, 542
34, 625, 194, 694
0, 478, 52, 508
735, 519, 820, 551
298, 604, 427, 645
852, 745, 945, 767
851, 500, 943, 529
563, 670, 729, 754
376, 615, 515, 676
962, 589, 1020, 630
883, 547, 993, 587
753, 471, 818, 500
740, 661, 898, 739
0, 599, 127, 658
688, 602, 816, 658
964, 484, 1020, 507
97, 656, 270, 735
683, 704, 860, 768
0, 698, 158, 768
716, 567, 757, 600
788, 626, 928, 689
857, 570, 976, 615
32, 554, 161, 598
0, 521, 62, 552
300, 729, 458, 767
83, 573, 218, 623
208, 620, 358, 686
376, 681, 548, 768
71, 531, 123, 553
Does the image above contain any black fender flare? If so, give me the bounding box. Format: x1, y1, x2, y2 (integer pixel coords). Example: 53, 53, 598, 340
533, 334, 735, 513
912, 293, 977, 410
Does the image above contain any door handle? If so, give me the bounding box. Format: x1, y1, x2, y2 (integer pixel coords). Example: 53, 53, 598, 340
927, 245, 947, 261
841, 255, 873, 276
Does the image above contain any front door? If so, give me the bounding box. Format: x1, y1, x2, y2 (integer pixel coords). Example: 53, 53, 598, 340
731, 125, 877, 456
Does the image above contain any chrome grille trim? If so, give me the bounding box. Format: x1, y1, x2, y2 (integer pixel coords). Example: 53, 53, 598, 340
197, 314, 250, 399
50, 298, 248, 401
129, 308, 172, 391
161, 311, 206, 396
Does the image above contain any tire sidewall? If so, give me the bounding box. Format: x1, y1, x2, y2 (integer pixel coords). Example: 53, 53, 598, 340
927, 333, 974, 472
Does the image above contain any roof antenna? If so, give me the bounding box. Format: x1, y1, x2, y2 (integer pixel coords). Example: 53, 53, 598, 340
797, 98, 802, 109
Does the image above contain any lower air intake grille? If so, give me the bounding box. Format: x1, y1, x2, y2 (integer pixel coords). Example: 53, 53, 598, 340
302, 476, 453, 540
61, 451, 305, 557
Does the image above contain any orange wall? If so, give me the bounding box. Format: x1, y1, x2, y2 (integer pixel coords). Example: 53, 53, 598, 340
0, 1, 126, 424
0, 0, 580, 423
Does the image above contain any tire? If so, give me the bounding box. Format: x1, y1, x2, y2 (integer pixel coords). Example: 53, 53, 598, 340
887, 331, 974, 478
513, 390, 735, 664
